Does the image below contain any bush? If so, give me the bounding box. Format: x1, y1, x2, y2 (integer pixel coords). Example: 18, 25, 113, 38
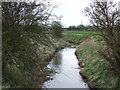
51, 21, 64, 38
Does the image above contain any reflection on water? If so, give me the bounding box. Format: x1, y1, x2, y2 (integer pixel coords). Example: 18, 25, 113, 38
52, 51, 62, 65
47, 50, 63, 72
43, 48, 89, 89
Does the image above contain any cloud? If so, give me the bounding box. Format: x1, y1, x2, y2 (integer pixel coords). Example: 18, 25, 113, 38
52, 0, 92, 27
53, 0, 120, 27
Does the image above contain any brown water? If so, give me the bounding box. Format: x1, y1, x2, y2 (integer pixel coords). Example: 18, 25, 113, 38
42, 48, 89, 89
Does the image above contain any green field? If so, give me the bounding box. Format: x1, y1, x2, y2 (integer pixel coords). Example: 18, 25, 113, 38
63, 31, 98, 44
63, 31, 98, 35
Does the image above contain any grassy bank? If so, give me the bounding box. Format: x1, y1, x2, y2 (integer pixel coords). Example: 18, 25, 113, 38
75, 36, 118, 88
3, 30, 69, 88
32, 36, 70, 88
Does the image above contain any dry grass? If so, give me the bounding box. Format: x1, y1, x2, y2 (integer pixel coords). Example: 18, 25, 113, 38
76, 36, 118, 88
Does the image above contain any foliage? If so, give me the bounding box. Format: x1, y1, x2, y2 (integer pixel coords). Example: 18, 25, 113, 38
67, 25, 95, 31
51, 21, 64, 38
2, 1, 64, 87
77, 25, 86, 30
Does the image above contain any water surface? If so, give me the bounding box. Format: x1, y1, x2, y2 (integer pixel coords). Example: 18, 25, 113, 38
42, 48, 89, 88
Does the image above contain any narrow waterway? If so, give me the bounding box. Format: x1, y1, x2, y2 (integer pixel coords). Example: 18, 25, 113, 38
42, 48, 89, 89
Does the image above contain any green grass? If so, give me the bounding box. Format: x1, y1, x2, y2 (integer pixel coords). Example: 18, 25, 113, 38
63, 34, 89, 44
62, 31, 100, 44
76, 37, 118, 88
63, 31, 98, 35
62, 31, 96, 44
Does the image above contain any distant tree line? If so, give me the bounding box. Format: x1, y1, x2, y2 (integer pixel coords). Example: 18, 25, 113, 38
64, 25, 95, 31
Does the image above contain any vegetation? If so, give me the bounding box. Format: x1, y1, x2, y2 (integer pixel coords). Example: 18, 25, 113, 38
84, 0, 120, 76
63, 31, 98, 35
63, 31, 98, 44
2, 0, 120, 89
2, 1, 68, 88
76, 36, 118, 88
51, 21, 64, 38
63, 34, 88, 44
75, 0, 120, 88
63, 29, 120, 88
66, 24, 95, 31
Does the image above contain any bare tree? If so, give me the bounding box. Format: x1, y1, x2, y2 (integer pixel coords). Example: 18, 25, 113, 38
2, 1, 58, 29
84, 0, 120, 75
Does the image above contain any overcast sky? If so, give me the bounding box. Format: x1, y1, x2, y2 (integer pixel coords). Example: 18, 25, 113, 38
52, 0, 120, 27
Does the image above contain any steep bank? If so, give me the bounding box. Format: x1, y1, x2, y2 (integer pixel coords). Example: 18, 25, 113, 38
3, 30, 69, 88
75, 37, 118, 88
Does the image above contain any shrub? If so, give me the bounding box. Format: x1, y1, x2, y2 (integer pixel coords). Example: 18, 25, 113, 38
51, 21, 64, 38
